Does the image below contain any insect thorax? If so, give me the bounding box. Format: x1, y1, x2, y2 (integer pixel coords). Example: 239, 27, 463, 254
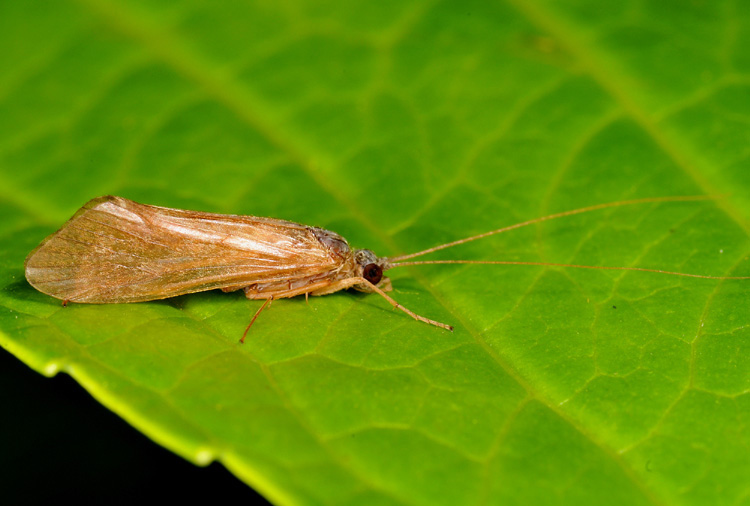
310, 227, 390, 292
310, 227, 350, 258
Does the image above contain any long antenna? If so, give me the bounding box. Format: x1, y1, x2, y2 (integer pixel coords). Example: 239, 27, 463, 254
385, 195, 721, 263
388, 260, 750, 280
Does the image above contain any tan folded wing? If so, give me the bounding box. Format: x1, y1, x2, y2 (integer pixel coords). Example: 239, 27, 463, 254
25, 196, 338, 303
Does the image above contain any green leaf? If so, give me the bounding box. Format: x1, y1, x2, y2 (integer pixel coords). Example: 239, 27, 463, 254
2, 1, 750, 504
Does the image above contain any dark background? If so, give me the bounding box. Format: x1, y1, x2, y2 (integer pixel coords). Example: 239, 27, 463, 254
1, 347, 271, 505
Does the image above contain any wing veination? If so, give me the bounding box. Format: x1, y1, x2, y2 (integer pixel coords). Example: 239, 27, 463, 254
25, 196, 341, 302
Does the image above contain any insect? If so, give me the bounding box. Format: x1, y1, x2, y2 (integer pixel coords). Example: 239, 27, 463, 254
24, 195, 749, 341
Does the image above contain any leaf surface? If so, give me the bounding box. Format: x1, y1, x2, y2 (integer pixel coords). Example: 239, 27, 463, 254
2, 1, 750, 504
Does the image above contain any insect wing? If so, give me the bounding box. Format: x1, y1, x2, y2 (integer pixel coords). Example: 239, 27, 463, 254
25, 196, 338, 303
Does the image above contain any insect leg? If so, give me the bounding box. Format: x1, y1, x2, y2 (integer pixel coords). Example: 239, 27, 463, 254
239, 279, 342, 341
241, 278, 453, 334
314, 277, 453, 331
240, 297, 273, 344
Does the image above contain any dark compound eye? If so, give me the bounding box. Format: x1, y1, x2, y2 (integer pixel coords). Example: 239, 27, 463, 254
362, 263, 383, 285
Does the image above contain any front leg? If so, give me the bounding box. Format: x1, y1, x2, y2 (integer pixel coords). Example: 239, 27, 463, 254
311, 277, 452, 330
309, 276, 392, 296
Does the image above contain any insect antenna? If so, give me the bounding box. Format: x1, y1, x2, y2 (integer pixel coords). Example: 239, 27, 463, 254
387, 260, 750, 280
385, 195, 724, 263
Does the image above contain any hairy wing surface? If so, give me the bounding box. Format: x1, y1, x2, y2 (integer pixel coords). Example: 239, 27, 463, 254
25, 196, 339, 302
